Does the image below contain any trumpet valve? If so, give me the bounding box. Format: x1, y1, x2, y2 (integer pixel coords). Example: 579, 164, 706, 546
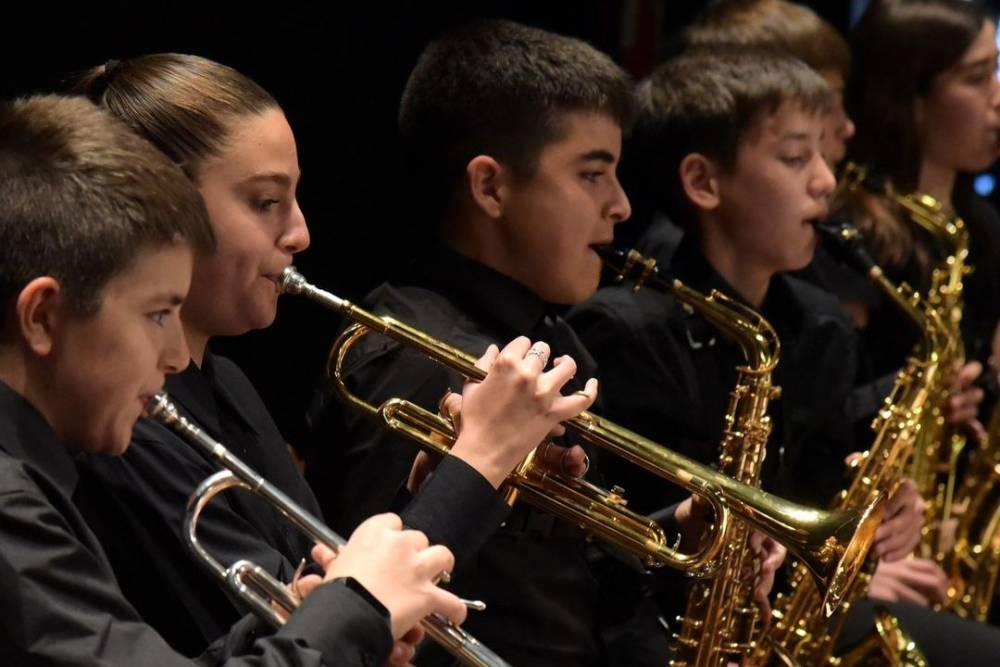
605, 485, 628, 507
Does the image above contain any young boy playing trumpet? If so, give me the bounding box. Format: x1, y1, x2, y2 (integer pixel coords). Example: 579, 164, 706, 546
0, 93, 476, 665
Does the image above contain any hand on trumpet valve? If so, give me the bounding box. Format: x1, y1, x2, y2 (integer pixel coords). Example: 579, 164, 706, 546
304, 513, 467, 639
448, 336, 597, 489
535, 439, 590, 478
672, 494, 713, 553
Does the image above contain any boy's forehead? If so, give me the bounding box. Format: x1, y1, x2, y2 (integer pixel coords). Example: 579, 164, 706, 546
744, 101, 824, 146
101, 243, 193, 302
541, 110, 623, 159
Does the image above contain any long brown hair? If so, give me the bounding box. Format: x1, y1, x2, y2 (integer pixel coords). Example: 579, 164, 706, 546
843, 0, 990, 275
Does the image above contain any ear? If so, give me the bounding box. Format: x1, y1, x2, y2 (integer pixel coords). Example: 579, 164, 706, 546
465, 155, 507, 219
15, 277, 63, 357
679, 153, 722, 212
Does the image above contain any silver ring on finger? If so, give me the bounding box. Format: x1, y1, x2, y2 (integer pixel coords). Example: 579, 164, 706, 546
525, 346, 549, 364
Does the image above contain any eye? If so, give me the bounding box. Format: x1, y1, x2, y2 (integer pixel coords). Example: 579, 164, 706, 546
780, 155, 808, 168
148, 309, 171, 326
254, 197, 281, 212
580, 171, 605, 183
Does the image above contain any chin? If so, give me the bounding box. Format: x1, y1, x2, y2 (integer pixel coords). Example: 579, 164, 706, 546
245, 301, 279, 332
561, 276, 601, 305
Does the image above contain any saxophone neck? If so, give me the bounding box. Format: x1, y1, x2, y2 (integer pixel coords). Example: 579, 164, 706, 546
596, 245, 781, 372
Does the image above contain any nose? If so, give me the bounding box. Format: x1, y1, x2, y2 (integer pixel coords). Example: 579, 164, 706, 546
279, 199, 310, 254
161, 315, 190, 374
840, 114, 856, 142
607, 175, 632, 225
811, 155, 837, 200
990, 75, 1000, 110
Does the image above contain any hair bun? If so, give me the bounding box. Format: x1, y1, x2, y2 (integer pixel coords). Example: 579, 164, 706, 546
103, 59, 123, 82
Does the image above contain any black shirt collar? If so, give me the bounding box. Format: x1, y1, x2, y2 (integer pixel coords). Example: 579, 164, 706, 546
409, 244, 550, 337
669, 233, 808, 344
163, 351, 259, 442
164, 356, 222, 438
0, 380, 79, 497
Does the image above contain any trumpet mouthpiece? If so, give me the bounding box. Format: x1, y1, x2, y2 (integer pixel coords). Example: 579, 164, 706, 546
278, 266, 305, 295
145, 392, 176, 423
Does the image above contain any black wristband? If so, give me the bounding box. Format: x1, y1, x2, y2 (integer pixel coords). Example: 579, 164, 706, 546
334, 576, 391, 621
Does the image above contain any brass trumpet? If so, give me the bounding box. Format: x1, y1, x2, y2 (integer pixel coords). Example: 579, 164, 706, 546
280, 266, 885, 616
145, 392, 511, 667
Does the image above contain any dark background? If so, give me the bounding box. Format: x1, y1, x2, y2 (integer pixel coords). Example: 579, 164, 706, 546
0, 1, 989, 444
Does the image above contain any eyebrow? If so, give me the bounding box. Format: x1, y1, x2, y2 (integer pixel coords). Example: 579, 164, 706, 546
778, 132, 811, 142
239, 171, 296, 188
577, 149, 616, 163
146, 293, 185, 307
959, 53, 999, 70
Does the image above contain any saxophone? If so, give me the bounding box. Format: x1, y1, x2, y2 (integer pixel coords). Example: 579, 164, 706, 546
842, 164, 993, 617
890, 185, 970, 566
949, 399, 1000, 620
602, 247, 781, 667
748, 218, 945, 667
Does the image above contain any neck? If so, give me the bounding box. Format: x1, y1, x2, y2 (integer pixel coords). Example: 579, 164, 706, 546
917, 160, 957, 207
442, 212, 519, 289
0, 351, 28, 399
698, 224, 773, 308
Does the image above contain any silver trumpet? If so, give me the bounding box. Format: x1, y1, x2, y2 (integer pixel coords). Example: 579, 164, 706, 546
145, 392, 511, 667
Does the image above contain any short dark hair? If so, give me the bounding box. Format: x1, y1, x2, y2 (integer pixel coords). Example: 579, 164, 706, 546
398, 19, 635, 217
0, 95, 215, 329
683, 0, 851, 80
632, 48, 831, 227
74, 54, 280, 181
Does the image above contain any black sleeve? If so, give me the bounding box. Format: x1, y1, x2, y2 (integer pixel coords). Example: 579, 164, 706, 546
307, 324, 512, 568
401, 455, 510, 565
0, 474, 391, 667
306, 333, 464, 533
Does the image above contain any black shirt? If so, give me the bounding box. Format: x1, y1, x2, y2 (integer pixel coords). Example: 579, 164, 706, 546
77, 351, 494, 657
305, 244, 671, 667
572, 232, 859, 511
0, 379, 391, 666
